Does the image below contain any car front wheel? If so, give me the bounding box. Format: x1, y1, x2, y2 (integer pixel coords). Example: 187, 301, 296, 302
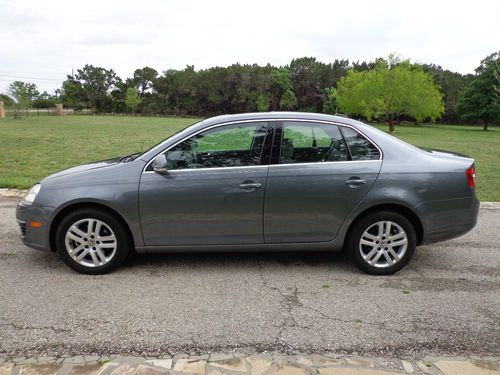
55, 209, 131, 274
347, 211, 416, 275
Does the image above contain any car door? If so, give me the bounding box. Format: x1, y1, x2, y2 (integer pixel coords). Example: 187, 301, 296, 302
139, 121, 272, 246
264, 120, 382, 243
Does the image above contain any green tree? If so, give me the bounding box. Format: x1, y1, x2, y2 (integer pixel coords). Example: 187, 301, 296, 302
32, 91, 57, 108
423, 64, 472, 123
35, 55, 482, 118
155, 66, 197, 115
456, 52, 500, 130
65, 65, 121, 112
60, 79, 86, 109
323, 88, 337, 114
132, 67, 158, 96
288, 57, 323, 111
193, 67, 228, 115
255, 94, 268, 112
270, 67, 292, 109
0, 94, 16, 107
336, 57, 444, 132
8, 81, 39, 107
124, 87, 142, 115
280, 88, 297, 110
288, 57, 349, 112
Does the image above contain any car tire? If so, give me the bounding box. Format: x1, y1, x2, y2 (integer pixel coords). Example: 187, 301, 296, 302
347, 211, 416, 275
55, 208, 131, 274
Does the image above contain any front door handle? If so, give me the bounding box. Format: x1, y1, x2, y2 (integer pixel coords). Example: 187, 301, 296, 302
238, 181, 262, 190
345, 177, 367, 186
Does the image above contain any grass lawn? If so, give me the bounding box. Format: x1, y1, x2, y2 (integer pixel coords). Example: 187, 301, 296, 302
0, 116, 197, 189
371, 123, 500, 201
0, 115, 498, 201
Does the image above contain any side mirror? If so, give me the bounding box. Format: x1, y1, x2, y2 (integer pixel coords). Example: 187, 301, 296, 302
152, 154, 168, 174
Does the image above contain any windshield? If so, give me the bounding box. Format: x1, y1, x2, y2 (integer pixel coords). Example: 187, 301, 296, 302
136, 118, 207, 159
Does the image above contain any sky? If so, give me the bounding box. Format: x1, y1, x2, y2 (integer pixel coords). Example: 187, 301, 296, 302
1, 0, 499, 95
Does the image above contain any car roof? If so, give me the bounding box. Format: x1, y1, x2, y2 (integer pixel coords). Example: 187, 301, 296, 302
200, 111, 360, 127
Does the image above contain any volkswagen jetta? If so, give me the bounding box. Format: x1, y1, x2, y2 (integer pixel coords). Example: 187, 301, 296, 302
16, 112, 479, 275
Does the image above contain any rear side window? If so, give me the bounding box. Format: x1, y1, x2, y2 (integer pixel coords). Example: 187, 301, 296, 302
280, 122, 349, 164
341, 127, 380, 160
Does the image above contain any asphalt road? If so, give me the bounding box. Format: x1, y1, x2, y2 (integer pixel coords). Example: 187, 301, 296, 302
0, 196, 498, 359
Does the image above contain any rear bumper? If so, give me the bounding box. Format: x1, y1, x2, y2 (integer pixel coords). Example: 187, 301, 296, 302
418, 194, 479, 245
16, 202, 54, 251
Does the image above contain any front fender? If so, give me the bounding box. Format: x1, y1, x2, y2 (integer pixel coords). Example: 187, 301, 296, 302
36, 160, 145, 248
47, 196, 144, 248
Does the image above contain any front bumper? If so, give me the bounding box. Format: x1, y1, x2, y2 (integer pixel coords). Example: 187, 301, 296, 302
16, 202, 55, 251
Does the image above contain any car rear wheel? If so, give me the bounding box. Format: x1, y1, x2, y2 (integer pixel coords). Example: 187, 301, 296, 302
347, 211, 416, 275
55, 209, 131, 274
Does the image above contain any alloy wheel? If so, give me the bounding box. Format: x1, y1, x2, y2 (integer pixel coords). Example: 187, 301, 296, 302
359, 220, 408, 268
64, 218, 117, 268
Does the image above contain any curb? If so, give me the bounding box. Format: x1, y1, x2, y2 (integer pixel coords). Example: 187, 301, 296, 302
0, 188, 27, 198
0, 353, 498, 375
480, 201, 500, 209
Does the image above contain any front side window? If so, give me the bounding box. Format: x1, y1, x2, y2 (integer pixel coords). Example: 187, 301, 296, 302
280, 122, 349, 164
165, 122, 268, 170
341, 127, 380, 160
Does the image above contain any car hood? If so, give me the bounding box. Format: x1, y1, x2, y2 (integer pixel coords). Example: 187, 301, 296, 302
41, 157, 121, 181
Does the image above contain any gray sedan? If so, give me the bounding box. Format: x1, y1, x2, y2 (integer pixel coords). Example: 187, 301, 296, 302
16, 112, 479, 275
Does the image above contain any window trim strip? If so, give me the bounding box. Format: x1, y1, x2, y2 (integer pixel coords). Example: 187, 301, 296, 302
142, 118, 383, 174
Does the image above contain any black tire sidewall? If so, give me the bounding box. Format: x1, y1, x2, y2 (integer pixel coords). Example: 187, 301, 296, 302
55, 209, 130, 274
348, 211, 416, 275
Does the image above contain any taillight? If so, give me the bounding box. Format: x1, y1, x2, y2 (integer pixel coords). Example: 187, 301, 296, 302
465, 166, 476, 188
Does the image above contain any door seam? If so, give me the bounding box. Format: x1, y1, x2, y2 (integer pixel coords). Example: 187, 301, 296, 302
261, 120, 277, 244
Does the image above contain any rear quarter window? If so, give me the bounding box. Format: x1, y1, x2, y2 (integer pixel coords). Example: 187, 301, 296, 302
341, 127, 380, 160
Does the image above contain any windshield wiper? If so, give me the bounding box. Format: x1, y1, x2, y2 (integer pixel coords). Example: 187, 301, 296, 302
119, 152, 141, 162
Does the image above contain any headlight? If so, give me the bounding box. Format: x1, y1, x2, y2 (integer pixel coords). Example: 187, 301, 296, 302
23, 184, 41, 205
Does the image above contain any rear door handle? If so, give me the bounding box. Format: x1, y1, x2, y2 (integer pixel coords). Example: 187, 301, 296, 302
238, 181, 262, 190
345, 177, 367, 186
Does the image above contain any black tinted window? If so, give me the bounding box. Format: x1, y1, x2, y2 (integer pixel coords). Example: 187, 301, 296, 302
165, 122, 267, 170
341, 127, 380, 160
280, 122, 349, 164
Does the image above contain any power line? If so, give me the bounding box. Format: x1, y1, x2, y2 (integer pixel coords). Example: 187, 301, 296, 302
0, 78, 58, 82
0, 74, 63, 82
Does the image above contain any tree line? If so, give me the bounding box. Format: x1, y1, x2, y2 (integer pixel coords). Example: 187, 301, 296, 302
4, 52, 499, 130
